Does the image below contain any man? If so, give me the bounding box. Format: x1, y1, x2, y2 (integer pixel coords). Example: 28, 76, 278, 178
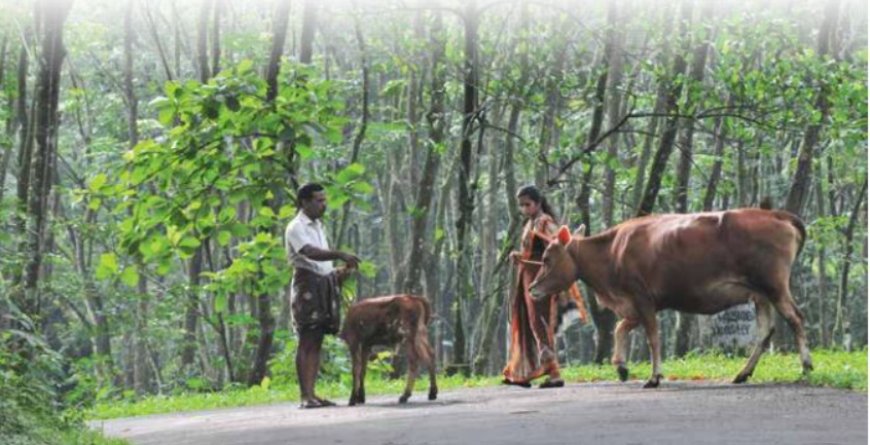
285, 182, 359, 408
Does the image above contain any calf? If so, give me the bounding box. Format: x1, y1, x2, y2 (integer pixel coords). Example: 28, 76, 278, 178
339, 294, 438, 405
529, 207, 811, 388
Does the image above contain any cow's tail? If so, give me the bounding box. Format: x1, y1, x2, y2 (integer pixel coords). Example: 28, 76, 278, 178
417, 295, 433, 326
759, 198, 806, 257
785, 212, 807, 257
412, 296, 435, 365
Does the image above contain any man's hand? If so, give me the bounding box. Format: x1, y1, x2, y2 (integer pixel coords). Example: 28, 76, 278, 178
509, 251, 522, 265
339, 252, 361, 269
336, 266, 356, 283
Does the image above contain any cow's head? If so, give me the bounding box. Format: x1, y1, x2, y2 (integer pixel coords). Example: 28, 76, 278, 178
529, 224, 584, 300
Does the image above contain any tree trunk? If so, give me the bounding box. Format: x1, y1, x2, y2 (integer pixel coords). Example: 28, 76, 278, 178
404, 9, 445, 295
335, 11, 369, 249
122, 0, 153, 394
134, 265, 152, 394
535, 45, 566, 186
299, 0, 317, 64
472, 111, 507, 375
702, 98, 732, 211
575, 4, 620, 364
0, 35, 11, 202
602, 1, 623, 227
636, 0, 692, 217
248, 269, 276, 385
196, 0, 212, 83
181, 248, 203, 368
673, 4, 711, 357
834, 178, 866, 351
447, 1, 479, 377
265, 0, 291, 102
784, 0, 838, 216
814, 178, 829, 347
23, 0, 73, 321
211, 0, 222, 77
143, 1, 174, 81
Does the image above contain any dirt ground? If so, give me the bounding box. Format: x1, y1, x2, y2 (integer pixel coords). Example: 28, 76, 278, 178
92, 380, 868, 445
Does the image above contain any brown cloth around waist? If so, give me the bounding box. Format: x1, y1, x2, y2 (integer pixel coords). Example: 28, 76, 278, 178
291, 267, 342, 335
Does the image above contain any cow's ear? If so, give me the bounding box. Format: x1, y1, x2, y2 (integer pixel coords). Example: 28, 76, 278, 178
557, 225, 572, 245
573, 224, 586, 237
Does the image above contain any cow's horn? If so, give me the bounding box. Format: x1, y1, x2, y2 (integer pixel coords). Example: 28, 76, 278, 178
573, 224, 586, 237
558, 225, 572, 245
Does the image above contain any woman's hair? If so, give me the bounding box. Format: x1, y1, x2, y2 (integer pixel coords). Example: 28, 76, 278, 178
516, 185, 557, 220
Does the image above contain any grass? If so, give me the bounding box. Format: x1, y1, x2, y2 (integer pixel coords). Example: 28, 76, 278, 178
87, 348, 867, 420
0, 411, 130, 445
561, 349, 868, 390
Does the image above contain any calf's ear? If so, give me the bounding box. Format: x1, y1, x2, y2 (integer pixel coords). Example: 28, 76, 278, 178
557, 225, 572, 245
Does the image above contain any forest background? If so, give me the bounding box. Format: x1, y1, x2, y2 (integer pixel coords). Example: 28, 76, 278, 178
0, 0, 866, 443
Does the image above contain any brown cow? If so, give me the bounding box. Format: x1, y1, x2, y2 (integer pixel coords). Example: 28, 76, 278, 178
528, 208, 812, 388
339, 294, 438, 405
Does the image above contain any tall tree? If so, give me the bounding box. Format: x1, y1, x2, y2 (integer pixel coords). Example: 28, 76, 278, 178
784, 0, 839, 215
449, 0, 479, 376
672, 0, 712, 358
22, 0, 73, 319
248, 0, 293, 387
575, 0, 621, 364
404, 7, 445, 296
299, 0, 317, 64
0, 34, 11, 202
636, 0, 692, 217
833, 178, 867, 350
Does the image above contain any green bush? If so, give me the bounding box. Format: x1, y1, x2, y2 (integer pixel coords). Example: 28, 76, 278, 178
0, 299, 127, 445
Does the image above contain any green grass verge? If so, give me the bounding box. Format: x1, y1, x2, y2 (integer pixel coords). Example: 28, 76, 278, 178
88, 349, 866, 420
1, 413, 129, 445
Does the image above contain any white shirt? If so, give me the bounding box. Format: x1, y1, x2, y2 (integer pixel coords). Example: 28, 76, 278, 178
284, 211, 335, 276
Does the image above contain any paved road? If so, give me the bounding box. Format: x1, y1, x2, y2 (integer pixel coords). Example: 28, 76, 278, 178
93, 381, 867, 445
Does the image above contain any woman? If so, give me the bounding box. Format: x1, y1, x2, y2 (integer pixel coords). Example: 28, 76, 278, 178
503, 185, 587, 388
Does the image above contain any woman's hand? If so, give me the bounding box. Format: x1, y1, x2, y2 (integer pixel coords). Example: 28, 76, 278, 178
509, 251, 522, 264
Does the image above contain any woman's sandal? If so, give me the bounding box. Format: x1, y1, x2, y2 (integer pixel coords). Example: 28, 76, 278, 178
539, 378, 565, 389
502, 378, 532, 388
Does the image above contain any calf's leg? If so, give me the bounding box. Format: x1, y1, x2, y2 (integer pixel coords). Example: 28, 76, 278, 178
419, 337, 438, 400
399, 338, 419, 404
349, 344, 363, 406
359, 346, 370, 404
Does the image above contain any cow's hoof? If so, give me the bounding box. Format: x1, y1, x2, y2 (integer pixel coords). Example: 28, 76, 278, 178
732, 373, 750, 384
428, 390, 438, 401
399, 394, 410, 404
617, 365, 629, 382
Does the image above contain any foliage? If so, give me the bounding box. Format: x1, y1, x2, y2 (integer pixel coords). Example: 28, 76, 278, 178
0, 297, 126, 444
